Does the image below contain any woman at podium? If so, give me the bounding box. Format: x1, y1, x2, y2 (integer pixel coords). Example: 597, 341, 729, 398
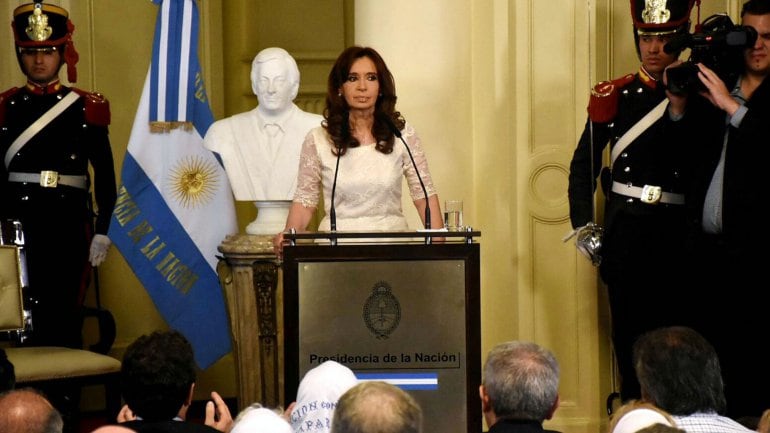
273, 46, 444, 253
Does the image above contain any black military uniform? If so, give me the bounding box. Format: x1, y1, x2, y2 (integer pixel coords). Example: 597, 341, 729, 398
0, 2, 116, 349
567, 0, 695, 402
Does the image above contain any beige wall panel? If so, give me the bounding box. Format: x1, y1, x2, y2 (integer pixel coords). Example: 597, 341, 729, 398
531, 1, 579, 151
532, 219, 592, 431
470, 0, 520, 373
248, 1, 348, 53
1, 3, 19, 81
517, 0, 609, 430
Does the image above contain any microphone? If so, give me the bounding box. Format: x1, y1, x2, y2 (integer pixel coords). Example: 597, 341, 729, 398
330, 147, 341, 232
384, 117, 432, 229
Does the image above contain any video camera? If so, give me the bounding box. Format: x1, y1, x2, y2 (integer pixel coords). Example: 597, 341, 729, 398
664, 14, 757, 95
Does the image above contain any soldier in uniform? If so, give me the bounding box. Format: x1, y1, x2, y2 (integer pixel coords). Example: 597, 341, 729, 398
0, 2, 117, 349
567, 0, 696, 402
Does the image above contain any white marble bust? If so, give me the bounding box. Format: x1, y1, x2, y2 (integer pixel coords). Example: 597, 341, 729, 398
203, 47, 322, 202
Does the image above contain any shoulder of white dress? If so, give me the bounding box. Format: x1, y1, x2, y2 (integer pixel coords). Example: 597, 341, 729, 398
403, 120, 417, 134
308, 126, 326, 143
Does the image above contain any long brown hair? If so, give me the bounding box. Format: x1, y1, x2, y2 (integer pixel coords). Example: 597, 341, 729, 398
323, 46, 406, 156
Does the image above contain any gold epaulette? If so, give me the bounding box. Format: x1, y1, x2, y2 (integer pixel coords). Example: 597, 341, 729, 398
587, 74, 634, 123
72, 88, 111, 126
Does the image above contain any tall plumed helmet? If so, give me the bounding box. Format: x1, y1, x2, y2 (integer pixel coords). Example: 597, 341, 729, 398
12, 2, 79, 82
630, 0, 697, 36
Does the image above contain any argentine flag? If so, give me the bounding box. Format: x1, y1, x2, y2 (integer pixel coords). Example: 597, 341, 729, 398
108, 0, 237, 368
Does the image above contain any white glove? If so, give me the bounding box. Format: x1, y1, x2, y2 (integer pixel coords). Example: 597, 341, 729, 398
563, 223, 603, 266
89, 234, 111, 267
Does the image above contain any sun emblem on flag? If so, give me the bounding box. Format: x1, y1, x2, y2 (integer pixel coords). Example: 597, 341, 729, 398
170, 155, 219, 208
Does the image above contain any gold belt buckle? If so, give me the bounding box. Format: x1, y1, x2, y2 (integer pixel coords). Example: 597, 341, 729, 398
40, 170, 59, 188
640, 184, 662, 204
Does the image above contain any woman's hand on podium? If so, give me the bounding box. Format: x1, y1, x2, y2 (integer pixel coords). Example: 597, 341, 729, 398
273, 231, 285, 258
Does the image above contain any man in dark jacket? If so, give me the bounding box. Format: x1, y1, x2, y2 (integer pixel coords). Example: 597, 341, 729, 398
632, 326, 752, 431
666, 0, 770, 420
479, 341, 561, 433
117, 330, 233, 433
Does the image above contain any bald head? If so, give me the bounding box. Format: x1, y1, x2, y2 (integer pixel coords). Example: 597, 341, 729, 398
331, 381, 422, 433
90, 426, 136, 433
0, 388, 63, 433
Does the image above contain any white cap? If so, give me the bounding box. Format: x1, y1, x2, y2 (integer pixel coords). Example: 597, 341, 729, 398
290, 361, 358, 433
232, 407, 292, 433
612, 408, 673, 433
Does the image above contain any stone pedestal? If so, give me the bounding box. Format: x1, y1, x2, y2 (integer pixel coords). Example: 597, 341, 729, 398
215, 234, 283, 410
245, 200, 292, 235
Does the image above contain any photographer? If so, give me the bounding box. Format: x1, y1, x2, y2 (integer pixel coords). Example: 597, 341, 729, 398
668, 0, 770, 421
567, 0, 695, 403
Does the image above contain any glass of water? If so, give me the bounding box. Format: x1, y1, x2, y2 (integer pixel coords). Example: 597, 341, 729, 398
444, 200, 463, 231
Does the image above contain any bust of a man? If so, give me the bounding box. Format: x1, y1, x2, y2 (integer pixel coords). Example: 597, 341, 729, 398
203, 47, 322, 201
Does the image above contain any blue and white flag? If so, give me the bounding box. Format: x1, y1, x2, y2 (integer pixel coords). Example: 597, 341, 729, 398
355, 372, 439, 390
109, 0, 237, 369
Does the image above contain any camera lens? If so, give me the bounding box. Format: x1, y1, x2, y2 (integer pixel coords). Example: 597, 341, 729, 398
665, 62, 701, 96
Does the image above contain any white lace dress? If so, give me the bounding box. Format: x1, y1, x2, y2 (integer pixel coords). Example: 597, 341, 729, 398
293, 122, 437, 231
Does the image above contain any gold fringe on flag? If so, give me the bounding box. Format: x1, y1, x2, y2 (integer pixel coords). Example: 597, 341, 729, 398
149, 121, 194, 133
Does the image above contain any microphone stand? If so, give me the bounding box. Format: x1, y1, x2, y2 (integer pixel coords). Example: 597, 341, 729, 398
396, 133, 431, 229
387, 118, 433, 244
329, 148, 341, 246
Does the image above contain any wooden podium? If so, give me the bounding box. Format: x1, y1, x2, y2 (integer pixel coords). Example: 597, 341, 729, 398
281, 230, 481, 433
216, 234, 284, 410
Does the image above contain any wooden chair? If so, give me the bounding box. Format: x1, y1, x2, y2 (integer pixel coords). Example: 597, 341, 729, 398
0, 244, 122, 423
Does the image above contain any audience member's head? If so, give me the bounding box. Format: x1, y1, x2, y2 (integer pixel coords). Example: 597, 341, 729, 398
290, 360, 358, 433
479, 341, 560, 428
90, 425, 137, 433
757, 408, 770, 433
0, 347, 16, 391
0, 388, 63, 433
120, 330, 197, 421
635, 425, 686, 433
232, 403, 292, 433
632, 326, 726, 416
331, 381, 422, 433
608, 400, 677, 433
